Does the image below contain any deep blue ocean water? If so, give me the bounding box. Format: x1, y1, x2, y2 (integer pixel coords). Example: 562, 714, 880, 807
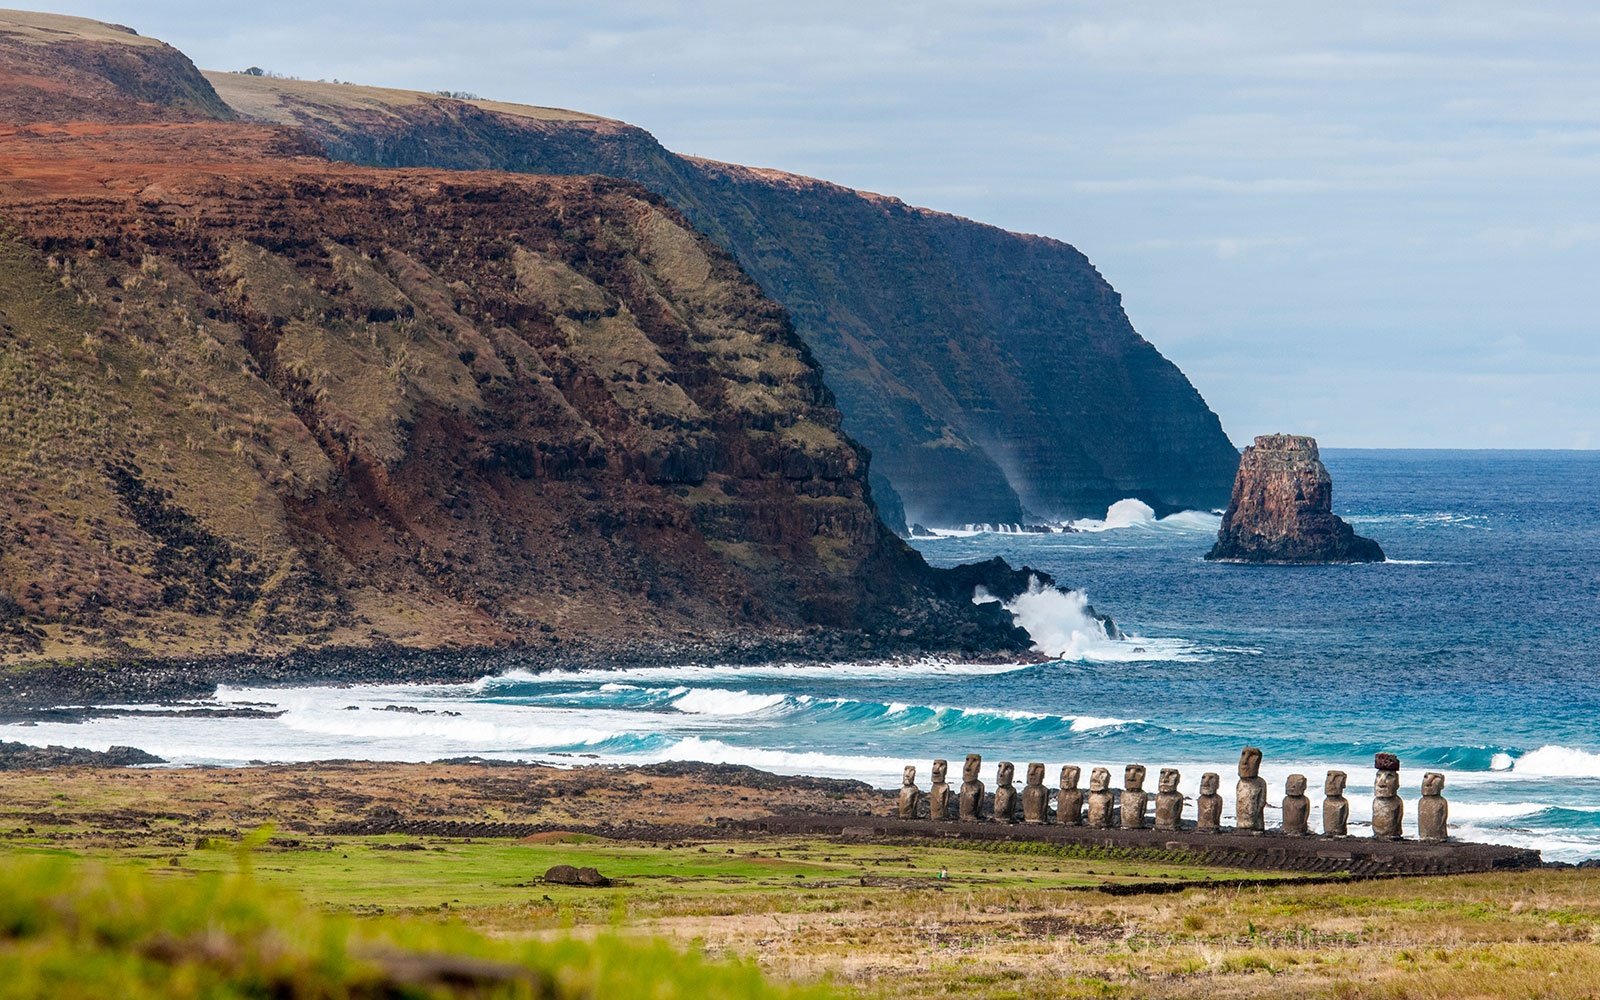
6, 450, 1599, 858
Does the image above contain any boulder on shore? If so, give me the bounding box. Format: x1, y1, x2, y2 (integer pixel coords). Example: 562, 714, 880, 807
1206, 434, 1384, 564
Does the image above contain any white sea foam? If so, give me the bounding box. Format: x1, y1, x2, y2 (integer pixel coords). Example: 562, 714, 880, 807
1510, 745, 1600, 778
1070, 498, 1158, 532
1068, 500, 1221, 534
976, 576, 1204, 663
670, 688, 789, 716
466, 658, 1037, 691
1491, 752, 1515, 771
610, 736, 911, 783
1068, 715, 1143, 732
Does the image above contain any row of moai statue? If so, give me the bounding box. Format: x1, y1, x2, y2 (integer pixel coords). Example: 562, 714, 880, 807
897, 749, 1449, 841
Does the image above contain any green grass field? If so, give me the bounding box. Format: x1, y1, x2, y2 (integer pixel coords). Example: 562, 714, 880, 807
5, 764, 1600, 999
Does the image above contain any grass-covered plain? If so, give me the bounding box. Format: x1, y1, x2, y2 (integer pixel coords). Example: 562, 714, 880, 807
4, 762, 1600, 999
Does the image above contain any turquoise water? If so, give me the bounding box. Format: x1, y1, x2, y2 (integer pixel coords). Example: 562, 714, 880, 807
5, 450, 1598, 859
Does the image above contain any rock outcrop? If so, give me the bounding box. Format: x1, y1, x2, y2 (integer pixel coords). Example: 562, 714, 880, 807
0, 10, 1038, 666
1207, 435, 1384, 563
202, 70, 1241, 528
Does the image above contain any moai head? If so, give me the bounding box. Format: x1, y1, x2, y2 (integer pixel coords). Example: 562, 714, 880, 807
1375, 770, 1400, 798
902, 765, 917, 788
1238, 747, 1263, 778
1124, 764, 1147, 791
1088, 767, 1111, 792
962, 754, 982, 782
1286, 773, 1307, 796
1060, 765, 1081, 790
931, 759, 948, 784
1026, 763, 1045, 787
997, 761, 1015, 785
1422, 772, 1445, 797
1199, 772, 1220, 795
1159, 768, 1180, 793
1325, 770, 1347, 796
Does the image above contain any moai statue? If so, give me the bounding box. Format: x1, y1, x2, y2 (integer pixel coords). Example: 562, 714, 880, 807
1372, 761, 1404, 839
898, 766, 923, 820
928, 759, 954, 821
1322, 770, 1350, 836
1086, 767, 1115, 828
1236, 747, 1267, 833
1418, 772, 1449, 842
1195, 772, 1224, 833
958, 753, 986, 822
1120, 764, 1150, 830
1057, 765, 1084, 826
1021, 763, 1050, 824
1153, 768, 1184, 831
993, 761, 1018, 823
1281, 773, 1310, 835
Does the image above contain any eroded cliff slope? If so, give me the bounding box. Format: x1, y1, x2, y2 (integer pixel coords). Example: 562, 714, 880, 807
205, 70, 1241, 526
0, 11, 1034, 665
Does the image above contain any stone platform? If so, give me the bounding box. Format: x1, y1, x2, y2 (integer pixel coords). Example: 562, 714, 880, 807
730, 815, 1542, 877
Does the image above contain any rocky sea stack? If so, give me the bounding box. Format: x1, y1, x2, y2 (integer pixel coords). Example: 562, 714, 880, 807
1206, 434, 1384, 564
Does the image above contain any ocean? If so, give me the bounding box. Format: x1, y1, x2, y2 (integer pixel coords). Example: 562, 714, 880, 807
6, 449, 1599, 860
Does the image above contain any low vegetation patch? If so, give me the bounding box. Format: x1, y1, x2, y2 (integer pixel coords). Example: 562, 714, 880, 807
0, 853, 836, 999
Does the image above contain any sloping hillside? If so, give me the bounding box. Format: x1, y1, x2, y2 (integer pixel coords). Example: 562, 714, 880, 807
0, 10, 1033, 666
205, 69, 1239, 526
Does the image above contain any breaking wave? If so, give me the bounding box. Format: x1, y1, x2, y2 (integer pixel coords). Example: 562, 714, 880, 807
1070, 499, 1221, 534
1507, 745, 1600, 778
975, 576, 1205, 662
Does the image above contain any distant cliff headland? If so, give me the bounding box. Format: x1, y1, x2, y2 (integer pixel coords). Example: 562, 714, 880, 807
0, 8, 1237, 674
200, 71, 1240, 529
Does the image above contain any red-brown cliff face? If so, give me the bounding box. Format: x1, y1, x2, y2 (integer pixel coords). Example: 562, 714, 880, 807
0, 12, 1035, 666
1206, 435, 1384, 564
202, 70, 1240, 528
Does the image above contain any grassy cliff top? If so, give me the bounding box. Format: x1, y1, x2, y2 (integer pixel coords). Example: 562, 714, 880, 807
0, 8, 164, 47
204, 70, 612, 126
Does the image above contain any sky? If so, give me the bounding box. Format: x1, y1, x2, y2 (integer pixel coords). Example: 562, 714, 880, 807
50, 1, 1600, 448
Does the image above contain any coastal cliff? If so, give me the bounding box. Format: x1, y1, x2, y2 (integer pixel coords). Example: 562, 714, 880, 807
0, 10, 1036, 666
1206, 435, 1384, 564
203, 71, 1241, 527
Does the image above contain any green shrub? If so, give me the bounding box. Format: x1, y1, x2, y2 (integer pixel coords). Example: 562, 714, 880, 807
0, 855, 837, 999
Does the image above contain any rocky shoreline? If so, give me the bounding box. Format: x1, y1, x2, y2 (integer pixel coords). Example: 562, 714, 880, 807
0, 630, 1045, 718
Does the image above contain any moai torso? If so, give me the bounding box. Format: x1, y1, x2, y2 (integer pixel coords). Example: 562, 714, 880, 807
898, 766, 923, 820
1120, 764, 1149, 830
1195, 772, 1224, 833
1418, 772, 1448, 842
1236, 747, 1267, 833
992, 762, 1018, 823
1086, 767, 1115, 828
958, 753, 986, 822
1057, 766, 1084, 826
1322, 770, 1350, 836
1153, 768, 1184, 832
1021, 763, 1050, 823
1372, 767, 1404, 839
928, 759, 953, 821
1281, 773, 1310, 835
